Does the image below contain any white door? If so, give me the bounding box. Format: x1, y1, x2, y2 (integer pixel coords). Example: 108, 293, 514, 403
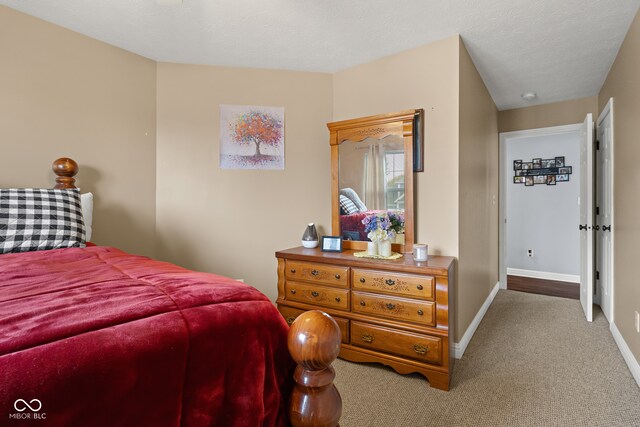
579, 113, 594, 322
596, 100, 614, 323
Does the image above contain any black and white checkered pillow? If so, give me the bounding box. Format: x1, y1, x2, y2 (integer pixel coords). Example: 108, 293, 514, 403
339, 195, 359, 215
0, 188, 86, 254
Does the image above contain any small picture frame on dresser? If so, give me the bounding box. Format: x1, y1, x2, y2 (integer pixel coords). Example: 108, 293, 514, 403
321, 236, 343, 252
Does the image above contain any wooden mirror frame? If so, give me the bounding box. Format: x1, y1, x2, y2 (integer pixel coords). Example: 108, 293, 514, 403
328, 109, 422, 254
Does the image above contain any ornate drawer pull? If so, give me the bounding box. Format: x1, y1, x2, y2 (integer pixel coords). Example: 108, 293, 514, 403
285, 316, 296, 325
335, 274, 341, 279
413, 344, 428, 355
335, 297, 341, 302
386, 303, 396, 310
311, 291, 319, 297
417, 284, 423, 290
290, 268, 296, 273
385, 279, 396, 286
360, 277, 366, 283
417, 309, 424, 316
290, 289, 297, 294
360, 300, 366, 306
311, 270, 319, 276
361, 333, 374, 343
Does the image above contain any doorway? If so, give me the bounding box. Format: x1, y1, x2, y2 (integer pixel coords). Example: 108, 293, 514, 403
499, 124, 583, 301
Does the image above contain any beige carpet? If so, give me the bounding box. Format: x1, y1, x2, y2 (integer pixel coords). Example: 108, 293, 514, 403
333, 290, 640, 426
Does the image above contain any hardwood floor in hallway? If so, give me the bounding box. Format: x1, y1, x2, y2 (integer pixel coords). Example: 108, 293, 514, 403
507, 274, 579, 299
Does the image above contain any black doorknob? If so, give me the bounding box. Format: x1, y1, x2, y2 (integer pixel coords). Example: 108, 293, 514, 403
579, 224, 588, 230
603, 225, 612, 232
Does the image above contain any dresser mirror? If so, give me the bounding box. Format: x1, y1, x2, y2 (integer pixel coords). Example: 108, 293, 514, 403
327, 110, 422, 253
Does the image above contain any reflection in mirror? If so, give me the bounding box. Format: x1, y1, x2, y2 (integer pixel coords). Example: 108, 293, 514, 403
338, 135, 405, 242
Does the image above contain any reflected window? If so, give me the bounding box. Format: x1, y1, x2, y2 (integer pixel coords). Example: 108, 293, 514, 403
384, 151, 404, 210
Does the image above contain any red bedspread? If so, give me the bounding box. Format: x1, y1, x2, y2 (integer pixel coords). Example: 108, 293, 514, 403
0, 247, 294, 426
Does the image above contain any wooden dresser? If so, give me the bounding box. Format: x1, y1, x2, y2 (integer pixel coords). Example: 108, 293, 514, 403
276, 247, 455, 390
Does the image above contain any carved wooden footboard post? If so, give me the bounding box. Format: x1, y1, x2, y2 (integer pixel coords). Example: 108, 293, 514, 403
288, 310, 342, 427
52, 157, 79, 189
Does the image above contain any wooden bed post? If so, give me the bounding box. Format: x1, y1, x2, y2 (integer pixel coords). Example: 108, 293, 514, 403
52, 157, 79, 189
288, 310, 342, 427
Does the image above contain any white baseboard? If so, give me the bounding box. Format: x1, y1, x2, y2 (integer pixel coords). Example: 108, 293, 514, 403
454, 281, 500, 359
506, 268, 579, 284
610, 322, 640, 389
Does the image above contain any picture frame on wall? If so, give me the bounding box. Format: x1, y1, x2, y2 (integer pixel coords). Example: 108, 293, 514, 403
559, 166, 572, 174
513, 155, 572, 187
413, 109, 425, 172
542, 159, 555, 168
219, 104, 285, 170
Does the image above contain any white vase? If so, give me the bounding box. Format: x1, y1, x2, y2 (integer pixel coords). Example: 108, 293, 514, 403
367, 241, 378, 256
379, 240, 392, 257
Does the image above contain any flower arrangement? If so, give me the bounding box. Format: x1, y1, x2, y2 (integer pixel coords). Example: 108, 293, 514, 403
362, 211, 405, 243
388, 211, 405, 235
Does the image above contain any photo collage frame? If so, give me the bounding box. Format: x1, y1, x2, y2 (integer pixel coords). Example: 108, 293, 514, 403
513, 156, 572, 186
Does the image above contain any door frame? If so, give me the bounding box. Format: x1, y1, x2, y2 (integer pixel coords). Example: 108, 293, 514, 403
499, 124, 582, 289
596, 98, 615, 323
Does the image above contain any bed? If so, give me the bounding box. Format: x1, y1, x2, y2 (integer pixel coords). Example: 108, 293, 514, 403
340, 211, 373, 241
0, 158, 341, 427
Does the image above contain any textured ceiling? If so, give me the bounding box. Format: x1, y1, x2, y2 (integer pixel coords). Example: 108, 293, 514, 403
1, 0, 639, 110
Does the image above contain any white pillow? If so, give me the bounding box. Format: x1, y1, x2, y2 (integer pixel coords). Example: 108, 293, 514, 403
80, 192, 93, 242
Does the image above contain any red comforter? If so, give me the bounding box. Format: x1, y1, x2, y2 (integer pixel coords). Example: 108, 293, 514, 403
0, 246, 294, 426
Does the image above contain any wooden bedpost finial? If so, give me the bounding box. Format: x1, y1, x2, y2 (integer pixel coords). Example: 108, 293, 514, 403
288, 310, 342, 427
52, 157, 79, 189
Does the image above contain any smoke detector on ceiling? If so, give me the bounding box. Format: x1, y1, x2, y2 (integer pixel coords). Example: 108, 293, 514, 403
521, 92, 537, 102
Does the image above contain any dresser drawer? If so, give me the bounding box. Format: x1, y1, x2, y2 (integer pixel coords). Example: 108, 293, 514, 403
285, 261, 349, 288
352, 269, 434, 300
286, 282, 349, 311
351, 291, 435, 326
351, 321, 442, 365
277, 305, 350, 343
278, 305, 304, 327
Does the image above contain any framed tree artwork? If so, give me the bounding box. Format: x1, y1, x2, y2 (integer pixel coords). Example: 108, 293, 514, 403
219, 105, 285, 170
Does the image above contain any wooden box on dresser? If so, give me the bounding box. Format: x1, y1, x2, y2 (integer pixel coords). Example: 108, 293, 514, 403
276, 246, 455, 391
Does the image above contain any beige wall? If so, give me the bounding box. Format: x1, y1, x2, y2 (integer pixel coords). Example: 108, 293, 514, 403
0, 6, 157, 256
333, 36, 460, 258
598, 10, 640, 363
498, 96, 598, 132
156, 63, 332, 300
458, 39, 499, 341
